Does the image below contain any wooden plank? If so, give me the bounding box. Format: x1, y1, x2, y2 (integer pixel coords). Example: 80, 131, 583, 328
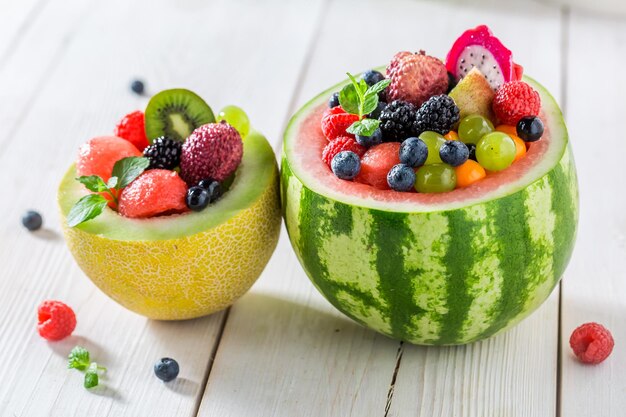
0, 0, 46, 62
559, 11, 626, 417
200, 0, 564, 416
0, 0, 321, 415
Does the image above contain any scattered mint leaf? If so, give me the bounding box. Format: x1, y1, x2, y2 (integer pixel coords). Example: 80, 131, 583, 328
111, 157, 149, 189
365, 79, 391, 96
84, 363, 99, 389
77, 176, 109, 193
67, 194, 108, 227
346, 119, 381, 137
106, 176, 118, 189
68, 346, 90, 371
338, 83, 360, 115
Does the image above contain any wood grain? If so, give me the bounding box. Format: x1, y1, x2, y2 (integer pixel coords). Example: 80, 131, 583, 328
0, 0, 322, 415
199, 0, 565, 416
559, 10, 626, 417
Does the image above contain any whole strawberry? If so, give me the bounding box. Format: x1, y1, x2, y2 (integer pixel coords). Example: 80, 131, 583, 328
492, 81, 541, 125
386, 51, 448, 107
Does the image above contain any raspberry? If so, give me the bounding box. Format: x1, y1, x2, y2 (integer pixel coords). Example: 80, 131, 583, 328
114, 110, 150, 151
180, 122, 243, 185
320, 107, 359, 140
37, 300, 76, 341
322, 136, 366, 167
118, 169, 189, 218
569, 322, 614, 364
492, 81, 541, 125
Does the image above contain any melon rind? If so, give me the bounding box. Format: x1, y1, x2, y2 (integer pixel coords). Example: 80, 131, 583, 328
59, 131, 281, 320
282, 75, 578, 345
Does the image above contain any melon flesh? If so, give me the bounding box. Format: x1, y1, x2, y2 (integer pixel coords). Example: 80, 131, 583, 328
281, 71, 578, 345
59, 131, 281, 320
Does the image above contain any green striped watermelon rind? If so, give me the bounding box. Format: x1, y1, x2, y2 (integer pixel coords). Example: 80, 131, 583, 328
281, 74, 579, 345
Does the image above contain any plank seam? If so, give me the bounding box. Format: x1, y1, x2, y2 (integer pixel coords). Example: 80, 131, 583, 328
0, 0, 52, 71
274, 0, 331, 153
192, 307, 231, 417
556, 6, 570, 417
383, 341, 404, 417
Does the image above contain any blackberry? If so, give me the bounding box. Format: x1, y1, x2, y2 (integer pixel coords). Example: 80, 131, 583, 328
379, 100, 419, 141
143, 137, 182, 170
414, 95, 460, 135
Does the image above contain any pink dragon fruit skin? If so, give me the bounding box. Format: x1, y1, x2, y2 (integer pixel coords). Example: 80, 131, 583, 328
446, 25, 522, 90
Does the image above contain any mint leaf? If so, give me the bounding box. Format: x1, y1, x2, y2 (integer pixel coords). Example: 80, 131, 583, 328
106, 176, 118, 189
346, 119, 380, 137
365, 79, 391, 96
361, 93, 379, 116
84, 363, 99, 389
338, 83, 360, 115
77, 176, 109, 193
111, 157, 149, 189
68, 346, 90, 370
67, 194, 108, 227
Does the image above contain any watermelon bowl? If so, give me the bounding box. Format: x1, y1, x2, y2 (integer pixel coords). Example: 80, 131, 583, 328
281, 75, 578, 345
58, 130, 281, 320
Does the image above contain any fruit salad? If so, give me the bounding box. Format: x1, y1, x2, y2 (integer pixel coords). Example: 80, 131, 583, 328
58, 89, 281, 320
281, 26, 578, 346
320, 25, 545, 194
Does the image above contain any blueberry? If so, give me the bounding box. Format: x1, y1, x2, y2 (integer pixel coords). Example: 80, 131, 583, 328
361, 70, 385, 86
331, 151, 361, 180
154, 357, 179, 382
387, 164, 416, 192
467, 143, 477, 161
439, 140, 469, 167
186, 186, 210, 211
22, 210, 42, 231
130, 79, 145, 95
399, 137, 428, 168
356, 128, 383, 147
328, 92, 340, 108
516, 116, 544, 142
198, 179, 223, 204
367, 101, 387, 120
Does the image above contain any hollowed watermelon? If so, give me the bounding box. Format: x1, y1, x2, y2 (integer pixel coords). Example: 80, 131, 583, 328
281, 75, 578, 345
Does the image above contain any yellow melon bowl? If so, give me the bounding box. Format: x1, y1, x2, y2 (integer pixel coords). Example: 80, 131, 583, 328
58, 131, 281, 320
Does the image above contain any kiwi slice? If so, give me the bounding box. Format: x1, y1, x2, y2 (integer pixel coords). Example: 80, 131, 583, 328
145, 89, 215, 142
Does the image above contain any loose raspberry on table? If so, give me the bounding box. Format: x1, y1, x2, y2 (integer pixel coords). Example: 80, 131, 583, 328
492, 81, 541, 125
320, 107, 359, 141
37, 300, 76, 341
569, 322, 614, 364
322, 136, 366, 167
114, 110, 150, 151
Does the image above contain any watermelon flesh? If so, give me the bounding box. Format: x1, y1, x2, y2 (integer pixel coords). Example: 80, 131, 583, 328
281, 75, 578, 345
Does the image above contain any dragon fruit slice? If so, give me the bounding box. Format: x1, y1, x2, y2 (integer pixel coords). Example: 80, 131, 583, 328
446, 25, 522, 90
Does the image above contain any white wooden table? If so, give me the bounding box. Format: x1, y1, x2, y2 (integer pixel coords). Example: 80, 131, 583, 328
0, 0, 623, 415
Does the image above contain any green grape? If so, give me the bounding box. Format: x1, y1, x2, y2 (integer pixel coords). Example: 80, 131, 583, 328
414, 164, 457, 193
418, 131, 446, 165
476, 132, 516, 171
217, 105, 250, 138
458, 114, 494, 144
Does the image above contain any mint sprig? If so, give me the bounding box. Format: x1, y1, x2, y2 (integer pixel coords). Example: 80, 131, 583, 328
339, 72, 390, 137
68, 346, 107, 390
67, 156, 149, 227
